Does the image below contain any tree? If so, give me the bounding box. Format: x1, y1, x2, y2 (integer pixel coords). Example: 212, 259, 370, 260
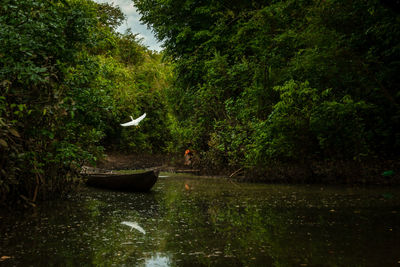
0, 0, 172, 206
134, 0, 400, 177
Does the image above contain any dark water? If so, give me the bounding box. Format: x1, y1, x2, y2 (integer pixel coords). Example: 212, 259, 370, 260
1, 173, 400, 266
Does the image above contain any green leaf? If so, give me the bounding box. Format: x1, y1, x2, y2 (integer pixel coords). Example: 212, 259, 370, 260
382, 170, 394, 177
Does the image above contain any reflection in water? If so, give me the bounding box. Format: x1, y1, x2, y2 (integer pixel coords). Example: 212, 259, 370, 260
121, 221, 146, 234
144, 253, 171, 267
0, 174, 399, 266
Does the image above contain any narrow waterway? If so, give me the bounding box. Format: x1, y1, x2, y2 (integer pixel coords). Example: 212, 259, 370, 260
1, 173, 399, 266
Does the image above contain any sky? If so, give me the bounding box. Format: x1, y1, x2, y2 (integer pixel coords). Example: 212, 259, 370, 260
93, 0, 162, 51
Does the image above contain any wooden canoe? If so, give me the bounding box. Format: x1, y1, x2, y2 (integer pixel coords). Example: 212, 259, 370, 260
85, 170, 159, 192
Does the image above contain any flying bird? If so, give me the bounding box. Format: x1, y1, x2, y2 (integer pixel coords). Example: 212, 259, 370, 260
120, 113, 146, 127
121, 221, 146, 234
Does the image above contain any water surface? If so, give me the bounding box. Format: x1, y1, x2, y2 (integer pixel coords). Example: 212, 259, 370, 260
1, 173, 399, 266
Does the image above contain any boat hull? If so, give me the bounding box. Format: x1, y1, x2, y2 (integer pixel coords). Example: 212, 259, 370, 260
85, 170, 159, 192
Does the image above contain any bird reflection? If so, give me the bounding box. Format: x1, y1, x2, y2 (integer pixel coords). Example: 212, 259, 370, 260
121, 221, 146, 234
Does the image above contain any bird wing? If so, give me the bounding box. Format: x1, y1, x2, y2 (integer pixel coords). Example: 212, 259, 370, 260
131, 113, 146, 125
120, 120, 136, 127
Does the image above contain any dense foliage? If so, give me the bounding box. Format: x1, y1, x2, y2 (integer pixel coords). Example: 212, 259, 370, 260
0, 0, 171, 206
1, 0, 399, 206
134, 0, 400, 177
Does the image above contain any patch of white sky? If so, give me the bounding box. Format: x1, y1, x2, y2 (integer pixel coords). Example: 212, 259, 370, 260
93, 0, 162, 51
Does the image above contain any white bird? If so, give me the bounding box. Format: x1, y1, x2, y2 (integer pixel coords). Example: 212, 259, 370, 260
120, 113, 146, 127
121, 221, 146, 234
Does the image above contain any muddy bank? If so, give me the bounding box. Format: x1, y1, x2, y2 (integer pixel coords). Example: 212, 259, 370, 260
95, 153, 399, 185
242, 159, 400, 185
96, 153, 171, 170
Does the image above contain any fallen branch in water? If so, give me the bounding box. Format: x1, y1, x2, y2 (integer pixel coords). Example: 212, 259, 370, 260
229, 168, 243, 178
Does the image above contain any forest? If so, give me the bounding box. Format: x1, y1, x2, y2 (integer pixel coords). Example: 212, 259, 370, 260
1, 0, 399, 206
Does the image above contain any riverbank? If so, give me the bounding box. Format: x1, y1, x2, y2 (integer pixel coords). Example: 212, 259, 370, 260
96, 152, 399, 185
96, 153, 171, 170
242, 159, 400, 185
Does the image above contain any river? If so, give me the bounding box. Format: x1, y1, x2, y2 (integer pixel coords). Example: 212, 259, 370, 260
1, 173, 399, 266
